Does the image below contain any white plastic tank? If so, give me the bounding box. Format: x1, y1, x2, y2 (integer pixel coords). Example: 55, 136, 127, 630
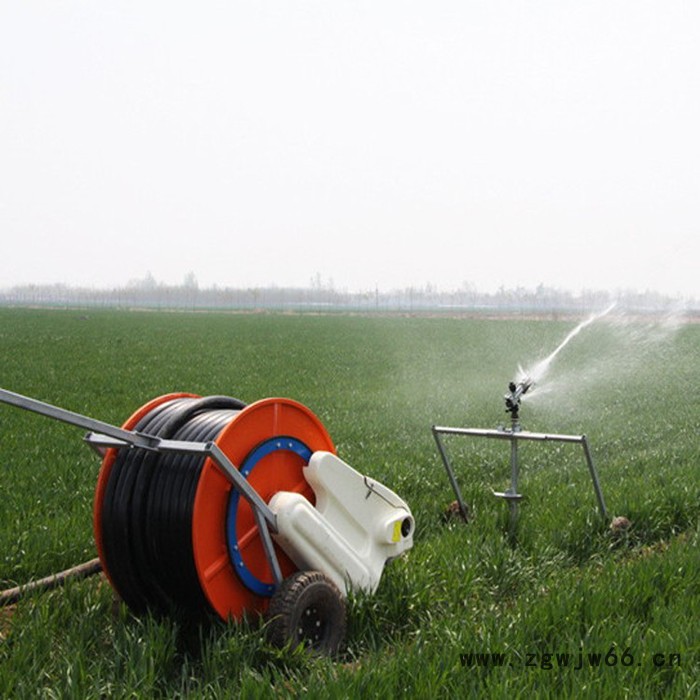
268, 451, 414, 596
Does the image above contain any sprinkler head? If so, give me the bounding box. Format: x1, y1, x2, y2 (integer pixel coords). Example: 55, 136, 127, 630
504, 391, 518, 415
504, 376, 533, 417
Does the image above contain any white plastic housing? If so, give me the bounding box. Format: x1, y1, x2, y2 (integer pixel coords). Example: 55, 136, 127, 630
268, 451, 414, 596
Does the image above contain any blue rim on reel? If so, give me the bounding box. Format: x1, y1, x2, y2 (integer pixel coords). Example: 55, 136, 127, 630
226, 436, 312, 596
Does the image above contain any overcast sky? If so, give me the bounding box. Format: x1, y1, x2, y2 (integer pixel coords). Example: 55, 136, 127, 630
1, 2, 698, 297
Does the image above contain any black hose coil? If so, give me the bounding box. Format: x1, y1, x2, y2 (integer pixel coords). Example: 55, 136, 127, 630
100, 395, 246, 619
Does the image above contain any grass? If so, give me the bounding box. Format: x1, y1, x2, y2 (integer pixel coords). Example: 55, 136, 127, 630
0, 307, 698, 697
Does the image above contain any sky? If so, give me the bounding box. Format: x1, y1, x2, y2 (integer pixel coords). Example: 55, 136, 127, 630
1, 1, 698, 297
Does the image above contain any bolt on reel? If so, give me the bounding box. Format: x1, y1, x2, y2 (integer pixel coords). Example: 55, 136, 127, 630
0, 388, 414, 655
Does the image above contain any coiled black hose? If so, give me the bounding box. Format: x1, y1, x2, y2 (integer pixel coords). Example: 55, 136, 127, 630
100, 395, 246, 619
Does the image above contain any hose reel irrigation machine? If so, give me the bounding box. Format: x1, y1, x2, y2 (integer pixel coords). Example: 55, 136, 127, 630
0, 388, 414, 655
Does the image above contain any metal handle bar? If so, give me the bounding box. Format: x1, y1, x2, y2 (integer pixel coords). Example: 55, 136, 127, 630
0, 387, 283, 585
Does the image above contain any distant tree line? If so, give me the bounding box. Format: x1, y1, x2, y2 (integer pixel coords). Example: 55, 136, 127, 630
0, 277, 695, 315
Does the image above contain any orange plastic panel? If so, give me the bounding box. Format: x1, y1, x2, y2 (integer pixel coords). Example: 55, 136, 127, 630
192, 398, 335, 621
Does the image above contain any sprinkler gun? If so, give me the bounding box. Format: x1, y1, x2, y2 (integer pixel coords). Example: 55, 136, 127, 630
504, 376, 534, 421
433, 307, 622, 530
433, 367, 609, 531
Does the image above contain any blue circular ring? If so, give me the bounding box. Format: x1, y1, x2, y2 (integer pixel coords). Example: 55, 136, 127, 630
226, 436, 312, 597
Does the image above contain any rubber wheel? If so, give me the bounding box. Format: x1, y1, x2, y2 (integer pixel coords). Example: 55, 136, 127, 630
265, 571, 346, 655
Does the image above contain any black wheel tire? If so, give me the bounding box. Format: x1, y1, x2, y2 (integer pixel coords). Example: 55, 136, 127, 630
265, 571, 346, 655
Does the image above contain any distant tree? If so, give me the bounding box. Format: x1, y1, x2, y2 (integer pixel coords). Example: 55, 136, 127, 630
183, 271, 199, 289
128, 271, 158, 289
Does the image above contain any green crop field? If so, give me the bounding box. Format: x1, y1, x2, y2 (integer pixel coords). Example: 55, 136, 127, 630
0, 307, 698, 698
